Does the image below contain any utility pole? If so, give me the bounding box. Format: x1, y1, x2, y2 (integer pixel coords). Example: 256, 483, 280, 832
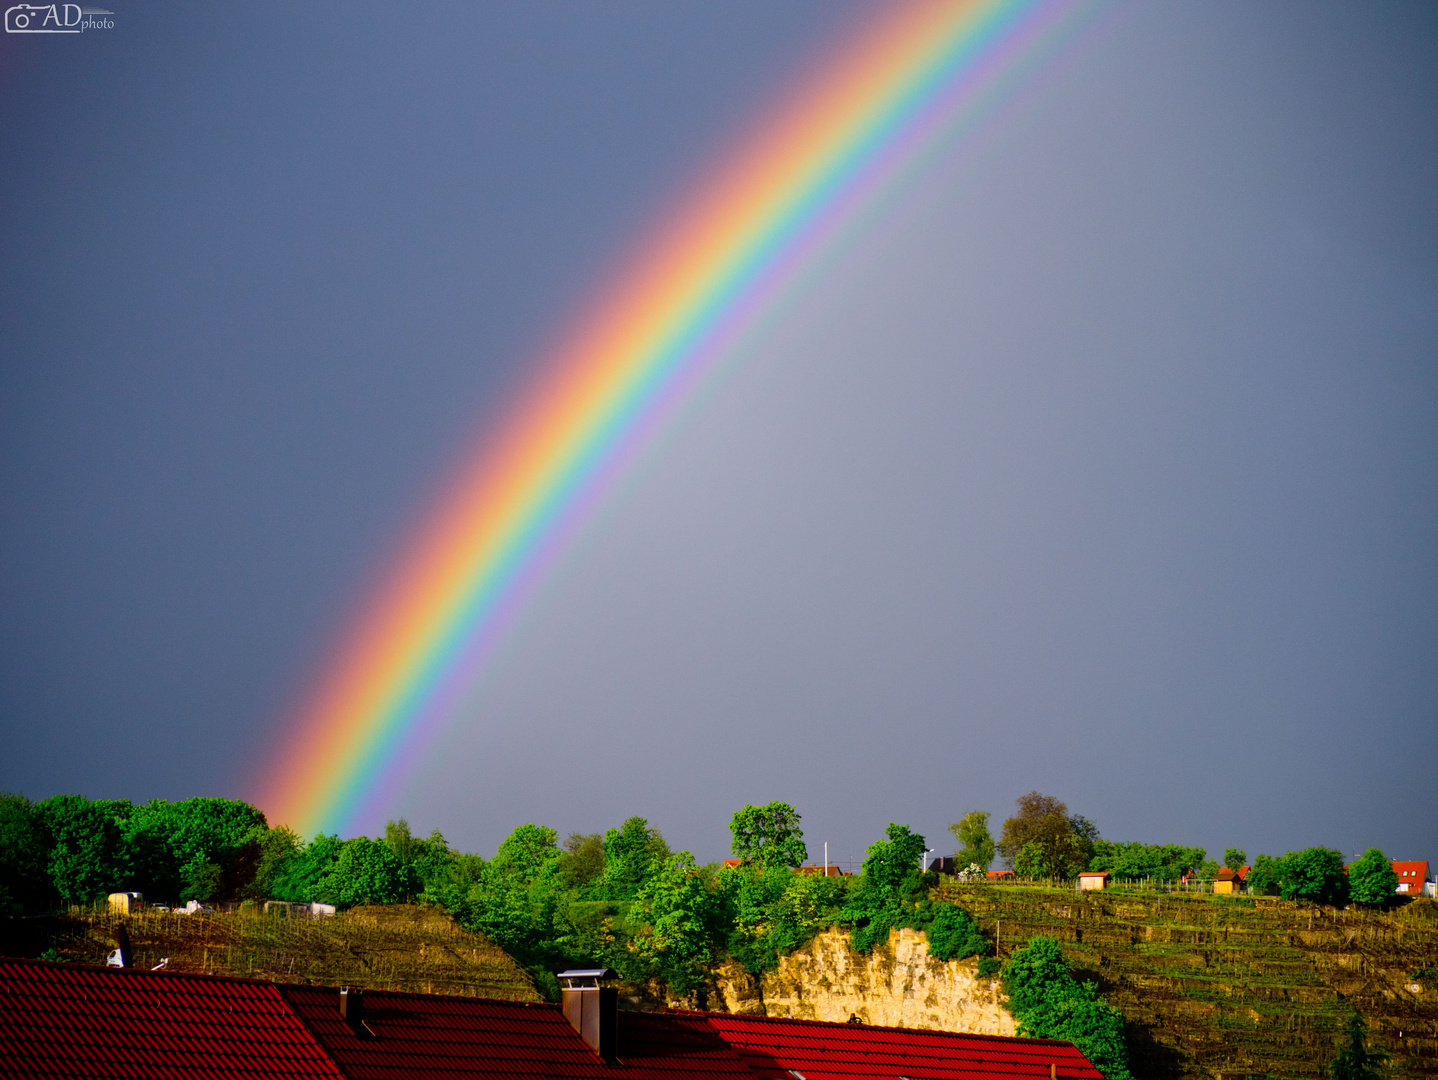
824, 842, 829, 876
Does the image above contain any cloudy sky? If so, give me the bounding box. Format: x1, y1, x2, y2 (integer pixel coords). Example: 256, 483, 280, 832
2, 1, 1435, 869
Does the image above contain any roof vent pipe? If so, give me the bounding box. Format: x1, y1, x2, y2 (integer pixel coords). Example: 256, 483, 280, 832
558, 968, 617, 1063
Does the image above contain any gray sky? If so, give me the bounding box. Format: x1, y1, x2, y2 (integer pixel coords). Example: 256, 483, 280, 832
2, 2, 1435, 870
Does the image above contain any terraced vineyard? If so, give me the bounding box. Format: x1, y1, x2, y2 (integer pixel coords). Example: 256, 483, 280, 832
936, 880, 1438, 1079
2, 903, 539, 1002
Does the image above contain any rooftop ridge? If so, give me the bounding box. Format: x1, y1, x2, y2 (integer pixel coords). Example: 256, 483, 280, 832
687, 1007, 1078, 1046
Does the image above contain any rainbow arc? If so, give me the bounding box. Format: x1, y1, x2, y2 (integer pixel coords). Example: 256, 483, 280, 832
259, 0, 1094, 837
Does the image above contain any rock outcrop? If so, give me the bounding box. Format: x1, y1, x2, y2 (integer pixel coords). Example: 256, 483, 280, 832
715, 926, 1015, 1035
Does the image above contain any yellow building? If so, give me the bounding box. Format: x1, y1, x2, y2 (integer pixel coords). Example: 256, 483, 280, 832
1213, 867, 1245, 894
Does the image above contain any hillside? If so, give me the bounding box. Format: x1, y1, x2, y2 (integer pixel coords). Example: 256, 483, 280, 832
1, 904, 539, 1002
7, 886, 1436, 1078
932, 880, 1438, 1079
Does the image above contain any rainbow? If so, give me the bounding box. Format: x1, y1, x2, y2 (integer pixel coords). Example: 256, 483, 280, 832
259, 0, 1095, 837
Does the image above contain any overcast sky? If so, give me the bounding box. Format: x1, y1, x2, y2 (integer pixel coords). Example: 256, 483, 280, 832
2, 1, 1435, 869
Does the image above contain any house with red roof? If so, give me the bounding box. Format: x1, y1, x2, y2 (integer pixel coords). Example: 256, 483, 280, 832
0, 955, 1105, 1079
1392, 860, 1429, 895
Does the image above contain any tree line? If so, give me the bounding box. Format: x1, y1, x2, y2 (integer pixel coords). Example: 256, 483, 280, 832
949, 790, 1404, 905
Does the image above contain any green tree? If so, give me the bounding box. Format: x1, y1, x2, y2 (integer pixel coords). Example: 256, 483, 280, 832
998, 792, 1087, 878
383, 818, 417, 865
558, 832, 606, 890
1002, 936, 1133, 1080
36, 795, 129, 905
1329, 1012, 1389, 1080
1247, 853, 1282, 896
1087, 841, 1206, 881
1224, 848, 1247, 872
839, 823, 929, 953
315, 837, 407, 907
411, 830, 482, 910
718, 862, 845, 974
0, 792, 54, 913
947, 811, 995, 870
123, 797, 269, 902
729, 802, 807, 870
244, 825, 302, 899
182, 861, 224, 903
862, 823, 927, 893
1347, 849, 1398, 906
1014, 841, 1049, 878
1068, 815, 1100, 870
1280, 847, 1348, 905
458, 823, 566, 979
270, 833, 346, 902
632, 851, 723, 992
495, 823, 560, 876
600, 817, 668, 899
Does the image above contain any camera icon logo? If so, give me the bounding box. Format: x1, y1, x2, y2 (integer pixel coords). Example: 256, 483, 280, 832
5, 4, 83, 33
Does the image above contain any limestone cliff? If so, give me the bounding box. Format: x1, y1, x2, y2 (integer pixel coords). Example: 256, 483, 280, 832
714, 926, 1015, 1035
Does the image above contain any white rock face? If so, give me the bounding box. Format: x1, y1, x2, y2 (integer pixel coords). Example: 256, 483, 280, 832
715, 926, 1016, 1035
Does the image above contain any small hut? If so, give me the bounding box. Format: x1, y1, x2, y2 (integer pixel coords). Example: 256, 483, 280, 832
1076, 871, 1109, 891
1213, 867, 1244, 894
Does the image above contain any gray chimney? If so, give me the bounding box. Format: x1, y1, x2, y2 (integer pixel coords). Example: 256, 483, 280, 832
558, 969, 617, 1063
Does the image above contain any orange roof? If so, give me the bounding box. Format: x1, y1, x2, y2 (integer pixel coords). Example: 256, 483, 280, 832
1392, 860, 1429, 884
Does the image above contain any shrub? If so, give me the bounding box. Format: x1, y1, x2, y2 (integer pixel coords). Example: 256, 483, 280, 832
1002, 937, 1133, 1080
923, 904, 989, 962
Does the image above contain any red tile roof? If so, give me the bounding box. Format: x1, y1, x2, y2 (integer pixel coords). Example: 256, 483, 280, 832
703, 1011, 1104, 1080
1, 957, 1105, 1079
278, 983, 756, 1080
1392, 861, 1429, 891
0, 956, 342, 1079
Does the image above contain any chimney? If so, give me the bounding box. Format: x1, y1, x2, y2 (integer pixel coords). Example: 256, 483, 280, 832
339, 986, 367, 1036
113, 923, 133, 968
558, 969, 617, 1063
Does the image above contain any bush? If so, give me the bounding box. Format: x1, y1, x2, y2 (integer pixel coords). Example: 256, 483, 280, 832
1002, 937, 1133, 1080
922, 904, 989, 962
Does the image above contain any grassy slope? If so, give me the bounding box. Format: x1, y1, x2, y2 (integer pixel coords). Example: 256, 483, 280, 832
933, 880, 1438, 1079
2, 904, 539, 1002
